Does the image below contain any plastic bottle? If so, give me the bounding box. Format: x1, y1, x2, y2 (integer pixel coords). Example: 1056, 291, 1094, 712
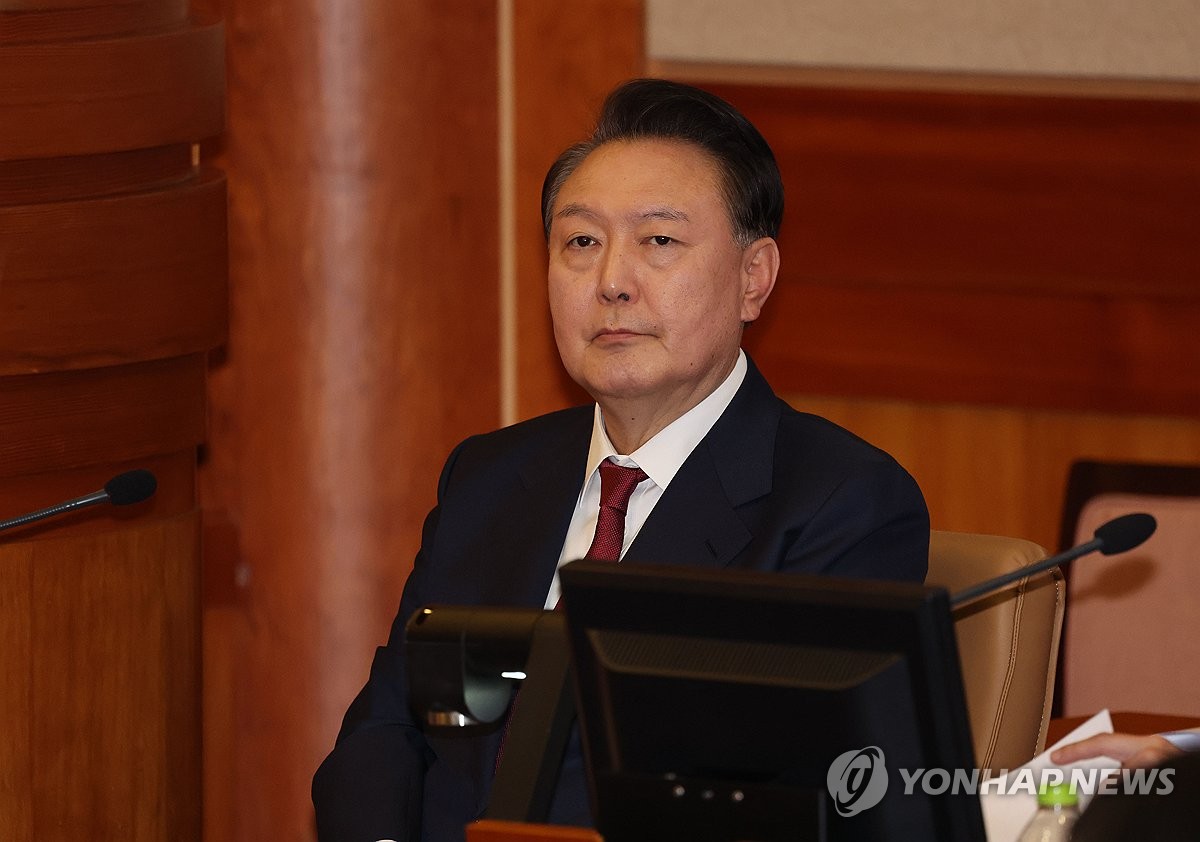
1017, 781, 1080, 841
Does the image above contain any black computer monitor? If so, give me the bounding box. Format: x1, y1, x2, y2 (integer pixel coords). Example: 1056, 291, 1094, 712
558, 560, 985, 842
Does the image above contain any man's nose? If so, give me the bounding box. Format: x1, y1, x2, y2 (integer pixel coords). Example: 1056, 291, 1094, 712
597, 246, 635, 304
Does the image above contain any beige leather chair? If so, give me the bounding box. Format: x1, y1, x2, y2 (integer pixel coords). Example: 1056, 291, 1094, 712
927, 531, 1065, 772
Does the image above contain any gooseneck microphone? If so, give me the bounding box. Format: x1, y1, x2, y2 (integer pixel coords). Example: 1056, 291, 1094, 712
951, 512, 1157, 607
0, 469, 158, 534
1091, 513, 1158, 554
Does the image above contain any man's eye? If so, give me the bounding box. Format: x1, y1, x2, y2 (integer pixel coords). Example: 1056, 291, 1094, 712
650, 235, 674, 246
568, 235, 596, 248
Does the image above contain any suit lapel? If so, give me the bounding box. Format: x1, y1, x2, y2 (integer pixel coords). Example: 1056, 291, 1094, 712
626, 357, 781, 570
626, 448, 754, 569
492, 409, 593, 605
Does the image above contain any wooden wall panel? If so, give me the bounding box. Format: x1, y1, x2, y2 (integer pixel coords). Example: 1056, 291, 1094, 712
0, 23, 223, 159
788, 393, 1200, 552
689, 79, 1200, 416
0, 1, 224, 839
0, 1, 188, 44
747, 284, 1200, 416
0, 541, 34, 837
20, 515, 201, 839
0, 177, 227, 372
0, 356, 207, 477
0, 144, 194, 203
722, 84, 1198, 298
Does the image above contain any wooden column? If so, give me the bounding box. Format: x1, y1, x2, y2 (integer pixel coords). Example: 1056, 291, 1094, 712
194, 2, 502, 838
0, 2, 225, 840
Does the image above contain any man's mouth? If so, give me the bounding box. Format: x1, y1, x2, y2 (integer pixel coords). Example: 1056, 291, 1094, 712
593, 328, 643, 341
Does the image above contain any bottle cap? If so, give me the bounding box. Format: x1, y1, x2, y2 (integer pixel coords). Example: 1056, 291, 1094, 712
1037, 781, 1078, 807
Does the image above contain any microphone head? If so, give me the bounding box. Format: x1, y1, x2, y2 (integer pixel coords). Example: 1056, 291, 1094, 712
104, 469, 158, 506
1093, 512, 1157, 555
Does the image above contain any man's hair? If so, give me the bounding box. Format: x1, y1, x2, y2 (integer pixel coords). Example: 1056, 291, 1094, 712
540, 78, 784, 247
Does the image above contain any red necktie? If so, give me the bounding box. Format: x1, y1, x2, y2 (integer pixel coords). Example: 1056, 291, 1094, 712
584, 458, 648, 562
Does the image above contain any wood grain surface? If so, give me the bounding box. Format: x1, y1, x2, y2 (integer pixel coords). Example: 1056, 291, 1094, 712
0, 1, 224, 839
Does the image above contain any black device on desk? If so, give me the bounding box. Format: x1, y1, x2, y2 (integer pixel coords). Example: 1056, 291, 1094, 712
558, 560, 985, 842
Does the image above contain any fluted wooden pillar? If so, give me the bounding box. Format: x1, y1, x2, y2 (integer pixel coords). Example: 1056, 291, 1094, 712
195, 2, 501, 839
0, 2, 225, 839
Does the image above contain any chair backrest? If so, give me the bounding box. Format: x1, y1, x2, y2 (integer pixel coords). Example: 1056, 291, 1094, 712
1058, 460, 1200, 718
927, 531, 1064, 772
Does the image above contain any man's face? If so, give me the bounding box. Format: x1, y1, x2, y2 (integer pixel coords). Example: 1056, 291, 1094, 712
547, 139, 774, 420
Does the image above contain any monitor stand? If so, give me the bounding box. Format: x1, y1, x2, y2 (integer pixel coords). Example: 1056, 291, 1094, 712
486, 612, 575, 823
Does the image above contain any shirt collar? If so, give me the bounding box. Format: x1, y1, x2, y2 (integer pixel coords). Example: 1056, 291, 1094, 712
584, 349, 748, 491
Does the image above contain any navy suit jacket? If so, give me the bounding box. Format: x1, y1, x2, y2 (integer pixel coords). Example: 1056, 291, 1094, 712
313, 358, 929, 841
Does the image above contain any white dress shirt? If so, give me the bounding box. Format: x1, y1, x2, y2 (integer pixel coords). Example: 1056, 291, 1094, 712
1163, 728, 1200, 753
543, 350, 748, 608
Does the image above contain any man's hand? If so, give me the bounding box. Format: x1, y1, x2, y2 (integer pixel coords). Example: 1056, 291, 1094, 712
1050, 733, 1183, 770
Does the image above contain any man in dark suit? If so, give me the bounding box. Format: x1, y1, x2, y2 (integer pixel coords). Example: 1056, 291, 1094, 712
313, 78, 929, 841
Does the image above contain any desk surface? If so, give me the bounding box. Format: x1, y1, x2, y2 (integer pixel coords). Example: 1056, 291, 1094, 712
468, 820, 601, 842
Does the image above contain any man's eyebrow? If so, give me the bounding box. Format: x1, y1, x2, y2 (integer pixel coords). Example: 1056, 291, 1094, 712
554, 202, 598, 222
634, 206, 690, 223
553, 203, 691, 224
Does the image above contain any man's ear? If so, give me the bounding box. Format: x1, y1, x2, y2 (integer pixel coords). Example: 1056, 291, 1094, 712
740, 237, 780, 324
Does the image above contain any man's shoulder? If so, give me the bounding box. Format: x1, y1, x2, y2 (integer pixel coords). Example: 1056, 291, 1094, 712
770, 403, 924, 513
466, 404, 592, 446
447, 404, 593, 468
714, 359, 914, 485
430, 404, 593, 505
734, 356, 895, 463
774, 403, 900, 466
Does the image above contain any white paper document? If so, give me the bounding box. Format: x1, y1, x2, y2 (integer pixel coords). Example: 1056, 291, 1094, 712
980, 708, 1119, 841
